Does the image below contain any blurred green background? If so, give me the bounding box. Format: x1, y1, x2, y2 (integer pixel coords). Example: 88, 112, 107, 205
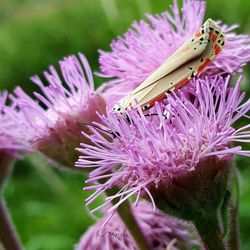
1, 0, 250, 249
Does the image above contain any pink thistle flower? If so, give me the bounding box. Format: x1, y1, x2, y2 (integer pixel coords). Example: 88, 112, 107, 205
9, 53, 106, 169
98, 0, 250, 108
75, 202, 194, 250
0, 91, 31, 190
0, 91, 30, 156
76, 76, 250, 218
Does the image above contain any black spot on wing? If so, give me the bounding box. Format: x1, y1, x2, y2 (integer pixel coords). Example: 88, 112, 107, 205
143, 103, 151, 111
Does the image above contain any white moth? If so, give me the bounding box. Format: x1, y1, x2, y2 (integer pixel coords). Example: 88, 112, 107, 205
113, 19, 225, 113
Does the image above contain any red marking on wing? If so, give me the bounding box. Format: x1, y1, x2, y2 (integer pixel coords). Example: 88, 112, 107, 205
198, 58, 211, 73
209, 32, 217, 42
214, 44, 221, 55
148, 93, 166, 107
195, 31, 201, 38
141, 30, 224, 110
183, 47, 190, 54
174, 77, 189, 90
147, 77, 190, 108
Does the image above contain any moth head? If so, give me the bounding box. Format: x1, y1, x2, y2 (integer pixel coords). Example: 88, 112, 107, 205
112, 103, 122, 113
112, 103, 127, 117
112, 94, 133, 116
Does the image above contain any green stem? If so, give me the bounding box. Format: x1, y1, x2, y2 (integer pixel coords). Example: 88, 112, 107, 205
0, 198, 23, 250
0, 152, 14, 191
105, 186, 150, 250
0, 152, 23, 250
194, 215, 226, 250
228, 168, 240, 250
228, 205, 240, 250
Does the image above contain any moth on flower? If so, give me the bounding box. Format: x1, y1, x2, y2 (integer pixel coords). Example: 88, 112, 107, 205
113, 18, 225, 114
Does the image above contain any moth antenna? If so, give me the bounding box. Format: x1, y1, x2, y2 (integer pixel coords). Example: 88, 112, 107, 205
74, 120, 119, 138
75, 120, 110, 134
74, 120, 103, 131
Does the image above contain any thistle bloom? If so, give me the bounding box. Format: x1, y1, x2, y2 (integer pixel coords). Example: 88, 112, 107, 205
75, 202, 193, 250
9, 53, 106, 169
0, 91, 30, 156
98, 0, 250, 107
76, 75, 250, 217
0, 92, 31, 190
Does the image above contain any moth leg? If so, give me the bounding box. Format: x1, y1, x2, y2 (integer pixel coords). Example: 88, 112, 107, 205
163, 110, 170, 120
144, 111, 169, 120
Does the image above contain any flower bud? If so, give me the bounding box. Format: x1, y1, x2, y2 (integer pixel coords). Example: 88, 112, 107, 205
9, 54, 106, 170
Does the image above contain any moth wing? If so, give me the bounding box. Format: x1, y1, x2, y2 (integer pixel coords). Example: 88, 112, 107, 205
132, 61, 193, 107
133, 19, 222, 95
134, 20, 226, 108
114, 19, 226, 111
133, 39, 209, 97
132, 57, 201, 107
